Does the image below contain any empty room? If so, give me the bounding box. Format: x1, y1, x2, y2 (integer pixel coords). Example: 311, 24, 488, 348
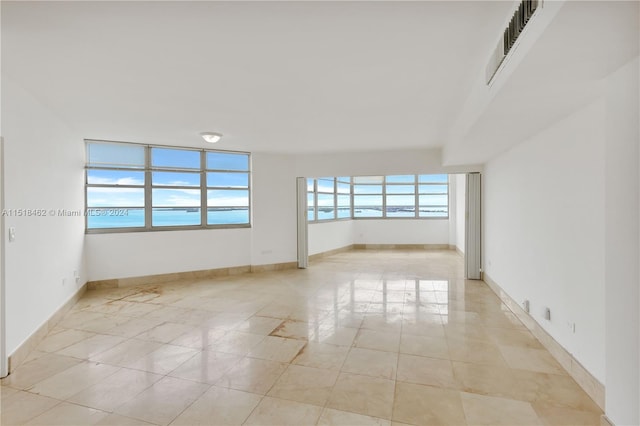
1, 1, 639, 426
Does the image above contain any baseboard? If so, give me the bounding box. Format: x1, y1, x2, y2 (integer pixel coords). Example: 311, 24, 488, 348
88, 260, 304, 289
250, 262, 298, 273
8, 282, 87, 373
601, 415, 614, 426
455, 246, 464, 257
352, 244, 453, 250
483, 273, 605, 411
88, 265, 253, 289
309, 245, 354, 262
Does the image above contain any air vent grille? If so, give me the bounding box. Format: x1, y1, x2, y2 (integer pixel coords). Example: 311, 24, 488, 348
486, 0, 541, 84
504, 0, 539, 56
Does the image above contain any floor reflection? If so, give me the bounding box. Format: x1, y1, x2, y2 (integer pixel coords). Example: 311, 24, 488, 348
1, 249, 602, 425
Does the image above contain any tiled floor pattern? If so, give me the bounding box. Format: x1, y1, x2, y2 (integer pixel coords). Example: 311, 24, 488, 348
1, 250, 602, 425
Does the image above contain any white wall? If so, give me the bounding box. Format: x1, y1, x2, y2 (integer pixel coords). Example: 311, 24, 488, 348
250, 153, 297, 266
603, 57, 639, 426
85, 229, 252, 281
309, 220, 354, 256
3, 80, 86, 356
484, 100, 606, 383
295, 148, 482, 178
455, 174, 466, 254
353, 219, 449, 245
308, 217, 453, 253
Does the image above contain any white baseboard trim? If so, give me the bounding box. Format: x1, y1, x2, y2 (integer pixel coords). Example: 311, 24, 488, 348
484, 273, 605, 411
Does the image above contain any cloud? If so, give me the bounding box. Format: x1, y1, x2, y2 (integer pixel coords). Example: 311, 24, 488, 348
89, 177, 144, 186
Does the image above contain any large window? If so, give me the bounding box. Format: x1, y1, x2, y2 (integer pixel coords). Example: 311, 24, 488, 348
85, 140, 250, 232
308, 174, 448, 221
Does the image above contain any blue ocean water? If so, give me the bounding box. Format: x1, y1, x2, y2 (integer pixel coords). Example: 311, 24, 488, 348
89, 206, 447, 229
87, 208, 249, 229
308, 207, 448, 221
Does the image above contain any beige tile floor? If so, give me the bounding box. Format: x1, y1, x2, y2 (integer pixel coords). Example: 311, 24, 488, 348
1, 250, 603, 425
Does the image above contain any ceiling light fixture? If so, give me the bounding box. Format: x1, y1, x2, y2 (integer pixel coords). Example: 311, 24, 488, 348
200, 132, 223, 143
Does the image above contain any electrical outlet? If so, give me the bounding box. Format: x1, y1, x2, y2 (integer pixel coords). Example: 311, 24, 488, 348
62, 278, 66, 287
522, 299, 530, 313
544, 307, 551, 321
567, 322, 576, 333
73, 270, 80, 283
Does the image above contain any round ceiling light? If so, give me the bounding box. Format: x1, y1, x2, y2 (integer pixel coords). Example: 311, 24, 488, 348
200, 132, 223, 144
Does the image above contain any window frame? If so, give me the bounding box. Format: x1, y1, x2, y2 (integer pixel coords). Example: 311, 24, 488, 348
85, 140, 251, 233
316, 177, 336, 221
336, 176, 352, 220
353, 176, 384, 219
384, 175, 417, 219
307, 176, 353, 224
417, 174, 449, 219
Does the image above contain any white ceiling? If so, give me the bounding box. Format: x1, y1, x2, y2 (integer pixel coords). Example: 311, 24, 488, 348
3, 1, 637, 163
447, 0, 639, 165
3, 1, 513, 154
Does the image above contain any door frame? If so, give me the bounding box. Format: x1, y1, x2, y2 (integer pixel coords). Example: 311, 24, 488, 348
1, 137, 7, 377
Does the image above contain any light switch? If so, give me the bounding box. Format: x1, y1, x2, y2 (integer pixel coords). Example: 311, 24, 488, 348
8, 227, 15, 242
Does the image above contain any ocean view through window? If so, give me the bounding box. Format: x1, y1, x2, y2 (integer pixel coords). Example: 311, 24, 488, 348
307, 174, 448, 222
85, 140, 251, 232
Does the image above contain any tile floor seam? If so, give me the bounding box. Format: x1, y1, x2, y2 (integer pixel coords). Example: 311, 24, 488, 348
396, 302, 405, 385
163, 380, 215, 426
72, 365, 163, 416
3, 391, 68, 424
317, 353, 343, 414
240, 392, 267, 425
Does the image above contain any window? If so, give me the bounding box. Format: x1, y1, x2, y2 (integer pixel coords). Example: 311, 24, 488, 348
206, 151, 250, 225
307, 177, 351, 222
418, 174, 449, 218
385, 175, 416, 217
86, 142, 146, 229
352, 174, 448, 219
317, 177, 336, 220
307, 178, 316, 221
353, 176, 383, 218
336, 176, 352, 219
85, 140, 251, 232
151, 147, 202, 227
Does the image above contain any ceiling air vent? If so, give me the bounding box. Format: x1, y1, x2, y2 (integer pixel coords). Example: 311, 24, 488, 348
486, 0, 541, 84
